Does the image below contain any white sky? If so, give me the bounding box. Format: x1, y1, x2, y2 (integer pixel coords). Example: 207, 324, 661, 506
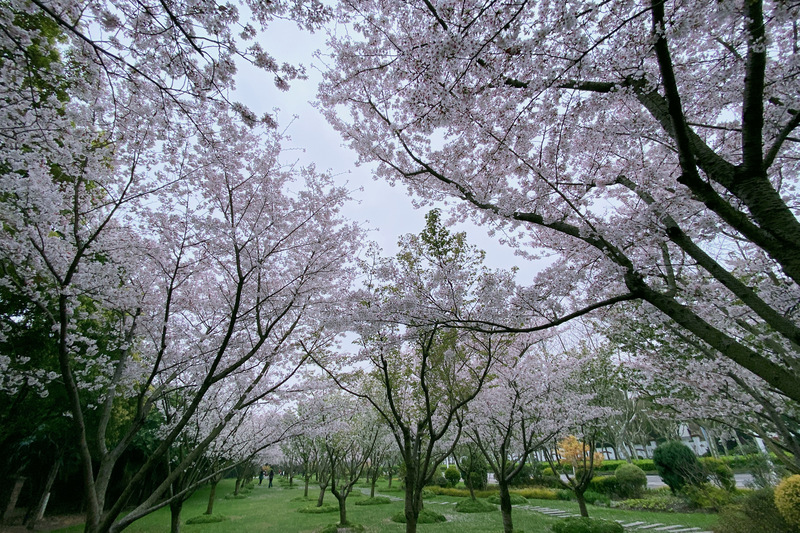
233, 19, 531, 275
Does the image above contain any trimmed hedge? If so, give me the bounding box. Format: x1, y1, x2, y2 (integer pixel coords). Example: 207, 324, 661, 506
297, 504, 338, 513
425, 485, 496, 498
551, 516, 624, 533
354, 497, 392, 506
512, 487, 560, 500
391, 509, 447, 524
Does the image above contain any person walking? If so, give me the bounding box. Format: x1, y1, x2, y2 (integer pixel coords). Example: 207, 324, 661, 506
268, 467, 274, 488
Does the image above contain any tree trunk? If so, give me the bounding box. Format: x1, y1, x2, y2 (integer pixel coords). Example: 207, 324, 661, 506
388, 472, 393, 488
337, 494, 347, 525
2, 476, 26, 523
27, 459, 61, 530
205, 481, 217, 515
316, 486, 326, 507
498, 480, 514, 533
303, 476, 310, 498
576, 490, 589, 517
466, 477, 476, 501
233, 476, 242, 496
169, 499, 183, 533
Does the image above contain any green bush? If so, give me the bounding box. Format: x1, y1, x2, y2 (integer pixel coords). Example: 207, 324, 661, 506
460, 455, 489, 490
590, 475, 619, 497
615, 463, 647, 499
612, 492, 689, 512
444, 465, 462, 487
557, 489, 573, 501
185, 514, 227, 525
432, 475, 450, 488
682, 483, 735, 511
542, 466, 556, 476
583, 490, 610, 506
354, 496, 392, 505
508, 462, 536, 486
715, 488, 796, 533
425, 485, 496, 498
538, 475, 565, 489
421, 488, 436, 499
593, 459, 656, 473
775, 475, 800, 527
487, 493, 528, 505
652, 441, 706, 494
701, 457, 736, 491
391, 509, 447, 523
455, 498, 497, 513
551, 516, 624, 533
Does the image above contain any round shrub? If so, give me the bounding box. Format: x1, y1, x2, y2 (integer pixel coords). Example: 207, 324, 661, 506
185, 514, 227, 525
460, 455, 489, 490
682, 484, 734, 511
391, 509, 446, 524
444, 465, 461, 487
652, 441, 706, 494
455, 498, 497, 513
715, 488, 795, 533
487, 493, 528, 505
615, 463, 647, 498
508, 462, 536, 486
701, 457, 736, 491
775, 474, 800, 527
551, 516, 624, 533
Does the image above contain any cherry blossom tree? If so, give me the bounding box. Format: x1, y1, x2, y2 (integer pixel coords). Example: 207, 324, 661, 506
317, 212, 513, 533
319, 0, 800, 406
465, 339, 594, 532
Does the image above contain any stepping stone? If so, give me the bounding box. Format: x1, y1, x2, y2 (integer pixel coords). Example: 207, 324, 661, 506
620, 522, 647, 527
652, 527, 690, 531
634, 526, 665, 530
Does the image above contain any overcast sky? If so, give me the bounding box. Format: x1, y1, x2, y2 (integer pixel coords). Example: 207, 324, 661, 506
233, 18, 532, 275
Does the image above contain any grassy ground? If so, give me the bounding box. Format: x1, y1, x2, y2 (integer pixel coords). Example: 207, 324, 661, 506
53, 479, 719, 533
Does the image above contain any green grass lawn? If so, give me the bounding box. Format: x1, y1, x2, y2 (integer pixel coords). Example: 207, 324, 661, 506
53, 479, 719, 533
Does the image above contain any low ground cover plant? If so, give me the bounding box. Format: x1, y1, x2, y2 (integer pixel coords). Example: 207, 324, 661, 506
551, 516, 624, 533
391, 508, 446, 524
455, 499, 497, 513
487, 493, 528, 505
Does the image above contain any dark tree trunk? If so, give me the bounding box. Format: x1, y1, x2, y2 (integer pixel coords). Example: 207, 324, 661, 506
205, 481, 218, 515
576, 489, 588, 517
303, 475, 310, 498
2, 476, 26, 523
169, 499, 183, 533
27, 459, 61, 530
498, 480, 514, 533
335, 493, 347, 525
316, 486, 326, 507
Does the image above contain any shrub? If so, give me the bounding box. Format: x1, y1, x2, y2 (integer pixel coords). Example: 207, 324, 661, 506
590, 475, 620, 497
583, 490, 610, 506
775, 475, 800, 527
354, 496, 392, 505
460, 455, 489, 490
652, 441, 706, 493
542, 466, 556, 476
702, 457, 736, 491
508, 462, 537, 486
538, 475, 565, 489
444, 465, 461, 487
185, 514, 227, 525
615, 463, 647, 499
557, 489, 573, 501
512, 487, 559, 500
682, 483, 734, 511
611, 492, 689, 513
487, 493, 528, 505
425, 486, 496, 498
421, 488, 436, 499
551, 516, 624, 533
455, 498, 497, 513
391, 509, 446, 524
297, 504, 338, 513
714, 488, 795, 533
432, 475, 450, 488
